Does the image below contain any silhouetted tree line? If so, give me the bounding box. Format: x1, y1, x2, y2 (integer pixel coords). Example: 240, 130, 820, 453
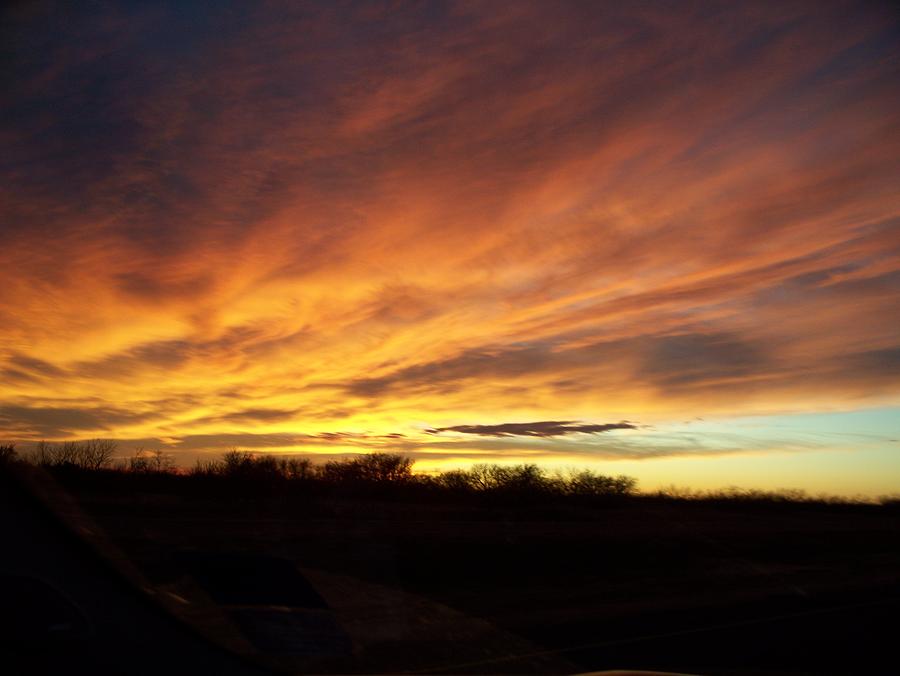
3, 441, 636, 500
193, 449, 638, 496
2, 441, 896, 507
30, 439, 117, 470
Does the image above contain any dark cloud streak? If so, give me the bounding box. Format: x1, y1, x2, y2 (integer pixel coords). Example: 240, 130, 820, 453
426, 421, 636, 438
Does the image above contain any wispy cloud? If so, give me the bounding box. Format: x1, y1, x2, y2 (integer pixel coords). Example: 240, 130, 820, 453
0, 1, 898, 487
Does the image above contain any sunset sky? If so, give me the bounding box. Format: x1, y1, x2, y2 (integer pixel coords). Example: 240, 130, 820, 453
2, 1, 899, 495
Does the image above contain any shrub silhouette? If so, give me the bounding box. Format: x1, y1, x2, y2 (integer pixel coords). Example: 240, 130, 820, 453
437, 469, 476, 492
279, 457, 314, 481
552, 468, 637, 497
429, 463, 634, 498
221, 449, 259, 479
456, 463, 548, 493
320, 453, 414, 484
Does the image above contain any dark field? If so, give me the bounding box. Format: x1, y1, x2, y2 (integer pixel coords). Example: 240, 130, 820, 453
18, 464, 900, 676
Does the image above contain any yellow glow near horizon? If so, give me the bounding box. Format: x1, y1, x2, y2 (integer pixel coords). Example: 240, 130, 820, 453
1, 2, 899, 496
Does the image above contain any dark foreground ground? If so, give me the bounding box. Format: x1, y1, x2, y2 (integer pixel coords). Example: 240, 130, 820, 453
5, 469, 900, 675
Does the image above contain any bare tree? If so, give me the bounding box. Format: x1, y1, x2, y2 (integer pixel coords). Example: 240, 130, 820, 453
57, 441, 81, 465
0, 443, 16, 464
33, 440, 53, 466
31, 439, 116, 469
150, 448, 174, 472
128, 448, 152, 473
79, 439, 116, 470
128, 447, 175, 473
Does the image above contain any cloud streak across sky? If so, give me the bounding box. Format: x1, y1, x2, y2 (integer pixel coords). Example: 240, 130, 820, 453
426, 421, 637, 438
1, 1, 899, 492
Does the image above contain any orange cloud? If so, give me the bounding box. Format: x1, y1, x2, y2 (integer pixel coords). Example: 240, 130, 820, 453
1, 1, 898, 487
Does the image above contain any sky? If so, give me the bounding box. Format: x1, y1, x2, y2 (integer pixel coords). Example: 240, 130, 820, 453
1, 0, 899, 495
